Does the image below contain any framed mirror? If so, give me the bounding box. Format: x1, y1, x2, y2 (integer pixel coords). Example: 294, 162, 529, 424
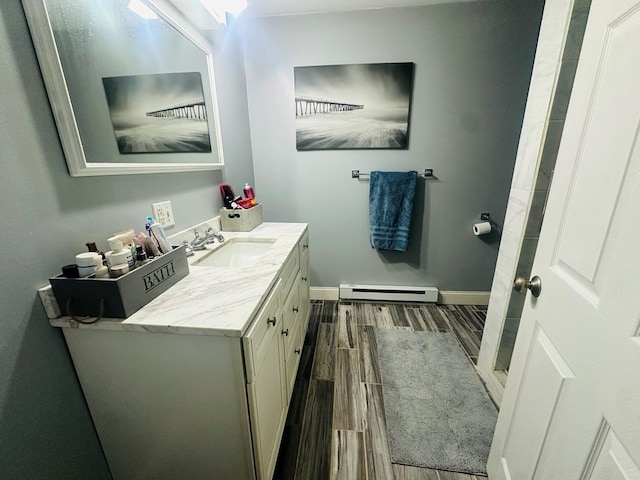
22, 0, 224, 176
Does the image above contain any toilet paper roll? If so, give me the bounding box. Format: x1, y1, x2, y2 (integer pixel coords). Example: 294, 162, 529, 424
473, 222, 492, 236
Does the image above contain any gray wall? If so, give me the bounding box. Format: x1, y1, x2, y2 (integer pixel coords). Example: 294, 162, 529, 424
241, 0, 544, 290
0, 1, 252, 477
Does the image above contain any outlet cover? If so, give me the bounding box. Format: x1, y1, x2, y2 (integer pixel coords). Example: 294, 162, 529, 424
152, 201, 175, 227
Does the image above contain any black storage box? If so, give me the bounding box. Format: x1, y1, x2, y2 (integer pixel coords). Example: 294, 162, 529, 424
50, 245, 189, 319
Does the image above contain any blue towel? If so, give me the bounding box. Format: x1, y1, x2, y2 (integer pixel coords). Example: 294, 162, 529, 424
369, 171, 418, 251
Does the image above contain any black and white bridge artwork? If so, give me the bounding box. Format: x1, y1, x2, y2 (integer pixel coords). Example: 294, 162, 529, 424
294, 62, 414, 151
103, 72, 212, 154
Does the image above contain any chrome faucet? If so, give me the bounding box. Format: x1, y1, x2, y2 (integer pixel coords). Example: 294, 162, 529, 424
190, 227, 225, 251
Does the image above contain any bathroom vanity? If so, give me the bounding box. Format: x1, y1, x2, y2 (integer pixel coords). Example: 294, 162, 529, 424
49, 223, 310, 480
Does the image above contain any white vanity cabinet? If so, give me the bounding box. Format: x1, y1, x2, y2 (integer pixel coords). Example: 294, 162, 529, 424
54, 224, 310, 480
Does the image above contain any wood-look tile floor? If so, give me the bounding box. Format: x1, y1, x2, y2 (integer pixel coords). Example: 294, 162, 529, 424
274, 301, 489, 480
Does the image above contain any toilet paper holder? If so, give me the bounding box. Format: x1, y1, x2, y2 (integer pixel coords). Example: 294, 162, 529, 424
472, 212, 498, 237
480, 212, 496, 225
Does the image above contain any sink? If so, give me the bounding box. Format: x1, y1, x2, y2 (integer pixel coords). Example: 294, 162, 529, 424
192, 239, 276, 268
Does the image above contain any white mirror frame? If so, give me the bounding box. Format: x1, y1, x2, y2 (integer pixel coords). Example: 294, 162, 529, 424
22, 0, 224, 177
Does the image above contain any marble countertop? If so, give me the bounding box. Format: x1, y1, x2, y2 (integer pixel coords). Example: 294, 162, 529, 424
47, 222, 308, 337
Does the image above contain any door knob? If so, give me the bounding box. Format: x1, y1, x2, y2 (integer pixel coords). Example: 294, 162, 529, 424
513, 275, 542, 298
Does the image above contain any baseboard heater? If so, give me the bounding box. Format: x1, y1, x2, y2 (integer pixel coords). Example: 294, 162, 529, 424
339, 284, 439, 303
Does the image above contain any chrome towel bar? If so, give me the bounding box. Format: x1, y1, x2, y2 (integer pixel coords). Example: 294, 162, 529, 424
351, 168, 434, 179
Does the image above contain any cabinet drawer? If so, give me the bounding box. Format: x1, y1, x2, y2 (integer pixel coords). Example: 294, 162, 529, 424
298, 229, 309, 263
243, 279, 281, 383
280, 251, 299, 303
299, 250, 309, 290
282, 277, 300, 333
300, 247, 309, 281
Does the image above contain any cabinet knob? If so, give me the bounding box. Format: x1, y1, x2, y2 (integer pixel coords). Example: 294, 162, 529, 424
282, 328, 289, 336
293, 306, 299, 313
295, 348, 301, 354
267, 317, 276, 326
301, 277, 308, 282
303, 244, 309, 249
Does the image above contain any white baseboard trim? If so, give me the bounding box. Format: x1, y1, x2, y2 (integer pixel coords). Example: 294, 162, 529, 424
438, 291, 490, 305
311, 287, 489, 305
310, 287, 339, 301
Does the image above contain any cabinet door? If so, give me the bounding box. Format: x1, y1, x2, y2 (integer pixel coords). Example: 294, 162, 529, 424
243, 279, 281, 384
246, 320, 286, 480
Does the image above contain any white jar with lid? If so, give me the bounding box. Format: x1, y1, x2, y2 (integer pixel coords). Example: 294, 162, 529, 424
76, 252, 101, 266
75, 252, 101, 277
105, 237, 134, 268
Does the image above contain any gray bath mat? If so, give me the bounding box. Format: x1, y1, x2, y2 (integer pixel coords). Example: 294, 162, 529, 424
375, 330, 497, 475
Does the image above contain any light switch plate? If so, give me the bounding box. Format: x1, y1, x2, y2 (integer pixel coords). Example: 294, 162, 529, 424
152, 201, 175, 227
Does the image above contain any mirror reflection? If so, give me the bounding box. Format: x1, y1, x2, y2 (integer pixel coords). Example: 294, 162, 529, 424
26, 0, 224, 175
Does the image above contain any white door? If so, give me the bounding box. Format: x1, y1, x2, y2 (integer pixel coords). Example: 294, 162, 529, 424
488, 1, 640, 478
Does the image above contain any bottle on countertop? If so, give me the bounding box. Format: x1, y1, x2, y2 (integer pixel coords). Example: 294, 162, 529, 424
135, 245, 149, 267
86, 241, 105, 262
243, 183, 255, 199
220, 184, 236, 209
94, 265, 109, 278
105, 237, 135, 269
113, 229, 136, 265
133, 232, 161, 258
146, 217, 172, 254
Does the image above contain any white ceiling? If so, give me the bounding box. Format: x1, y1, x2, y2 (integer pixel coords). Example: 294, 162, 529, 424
244, 0, 479, 17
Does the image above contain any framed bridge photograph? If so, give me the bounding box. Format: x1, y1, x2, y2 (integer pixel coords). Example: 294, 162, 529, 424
294, 62, 415, 151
